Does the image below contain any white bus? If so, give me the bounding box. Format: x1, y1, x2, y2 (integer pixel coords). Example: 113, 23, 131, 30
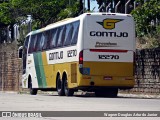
19, 13, 135, 97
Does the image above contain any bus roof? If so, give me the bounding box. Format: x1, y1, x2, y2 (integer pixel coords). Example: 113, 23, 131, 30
26, 12, 132, 37
46, 18, 73, 27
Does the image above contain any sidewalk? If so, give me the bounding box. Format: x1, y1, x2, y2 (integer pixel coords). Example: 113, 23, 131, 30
118, 93, 160, 99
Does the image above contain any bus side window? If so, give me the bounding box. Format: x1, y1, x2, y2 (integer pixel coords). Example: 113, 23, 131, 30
54, 27, 61, 48
35, 33, 42, 52
71, 21, 80, 45
42, 30, 50, 50
57, 26, 66, 47
39, 33, 45, 51
28, 35, 37, 53
64, 24, 73, 46
50, 29, 57, 49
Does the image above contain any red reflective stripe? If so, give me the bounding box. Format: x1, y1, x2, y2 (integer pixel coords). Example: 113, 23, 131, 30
90, 49, 128, 53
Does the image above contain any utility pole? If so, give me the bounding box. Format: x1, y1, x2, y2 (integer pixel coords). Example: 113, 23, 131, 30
83, 0, 85, 13
27, 15, 32, 33
87, 0, 90, 11
104, 0, 107, 12
79, 0, 83, 14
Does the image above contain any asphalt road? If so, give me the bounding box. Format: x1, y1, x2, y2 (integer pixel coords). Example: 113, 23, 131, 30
0, 92, 160, 120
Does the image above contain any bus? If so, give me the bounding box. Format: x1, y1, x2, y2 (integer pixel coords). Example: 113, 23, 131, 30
19, 13, 135, 97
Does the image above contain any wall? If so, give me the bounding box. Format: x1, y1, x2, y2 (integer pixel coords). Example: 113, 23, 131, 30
0, 42, 22, 91
129, 48, 160, 94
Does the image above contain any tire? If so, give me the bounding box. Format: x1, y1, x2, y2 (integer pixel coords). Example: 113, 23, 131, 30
64, 77, 74, 96
29, 78, 37, 95
95, 88, 118, 97
56, 75, 65, 96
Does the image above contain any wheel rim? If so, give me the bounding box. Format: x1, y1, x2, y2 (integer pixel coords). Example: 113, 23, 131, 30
64, 79, 68, 94
29, 80, 32, 89
57, 78, 62, 92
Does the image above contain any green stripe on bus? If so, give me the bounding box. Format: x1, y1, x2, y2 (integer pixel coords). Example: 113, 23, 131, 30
37, 53, 47, 88
34, 53, 42, 87
33, 53, 47, 88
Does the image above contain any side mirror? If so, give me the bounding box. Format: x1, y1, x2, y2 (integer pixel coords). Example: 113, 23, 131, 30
18, 46, 23, 59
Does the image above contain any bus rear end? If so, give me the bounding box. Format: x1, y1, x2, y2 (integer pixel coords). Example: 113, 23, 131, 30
78, 13, 135, 97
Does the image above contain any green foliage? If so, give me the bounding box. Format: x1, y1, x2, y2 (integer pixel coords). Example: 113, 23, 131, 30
0, 0, 80, 27
57, 1, 80, 20
131, 0, 160, 48
131, 0, 160, 37
0, 0, 80, 45
0, 2, 15, 25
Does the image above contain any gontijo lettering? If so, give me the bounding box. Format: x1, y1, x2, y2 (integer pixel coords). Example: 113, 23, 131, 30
49, 51, 63, 60
90, 31, 128, 37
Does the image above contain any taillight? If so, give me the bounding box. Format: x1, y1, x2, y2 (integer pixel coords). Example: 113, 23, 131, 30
79, 50, 83, 74
79, 50, 83, 65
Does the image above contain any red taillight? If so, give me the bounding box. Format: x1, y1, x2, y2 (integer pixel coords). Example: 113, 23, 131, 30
79, 51, 83, 64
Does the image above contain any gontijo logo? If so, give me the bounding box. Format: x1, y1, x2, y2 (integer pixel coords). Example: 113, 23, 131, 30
97, 19, 123, 30
90, 18, 128, 37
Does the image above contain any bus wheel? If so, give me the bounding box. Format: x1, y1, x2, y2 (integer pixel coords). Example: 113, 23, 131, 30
64, 77, 74, 96
95, 88, 118, 97
56, 75, 65, 96
29, 78, 37, 95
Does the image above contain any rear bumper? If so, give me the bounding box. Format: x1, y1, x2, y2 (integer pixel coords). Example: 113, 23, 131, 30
77, 86, 134, 92
77, 75, 135, 90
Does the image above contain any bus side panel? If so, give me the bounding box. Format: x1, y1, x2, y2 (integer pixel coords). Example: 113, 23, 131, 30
41, 51, 55, 88
33, 52, 47, 88
30, 51, 55, 88
27, 54, 39, 88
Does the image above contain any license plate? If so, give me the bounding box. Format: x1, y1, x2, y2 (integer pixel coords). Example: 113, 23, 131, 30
103, 76, 112, 80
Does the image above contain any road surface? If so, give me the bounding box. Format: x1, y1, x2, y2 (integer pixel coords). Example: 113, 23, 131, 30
0, 92, 160, 120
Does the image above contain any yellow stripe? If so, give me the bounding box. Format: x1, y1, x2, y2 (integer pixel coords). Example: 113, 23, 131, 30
83, 62, 133, 76
41, 52, 54, 87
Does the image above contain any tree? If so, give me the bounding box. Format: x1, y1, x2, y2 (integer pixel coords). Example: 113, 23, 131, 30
10, 0, 79, 28
131, 0, 160, 48
0, 0, 80, 28
0, 0, 80, 44
131, 0, 160, 37
0, 1, 16, 41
